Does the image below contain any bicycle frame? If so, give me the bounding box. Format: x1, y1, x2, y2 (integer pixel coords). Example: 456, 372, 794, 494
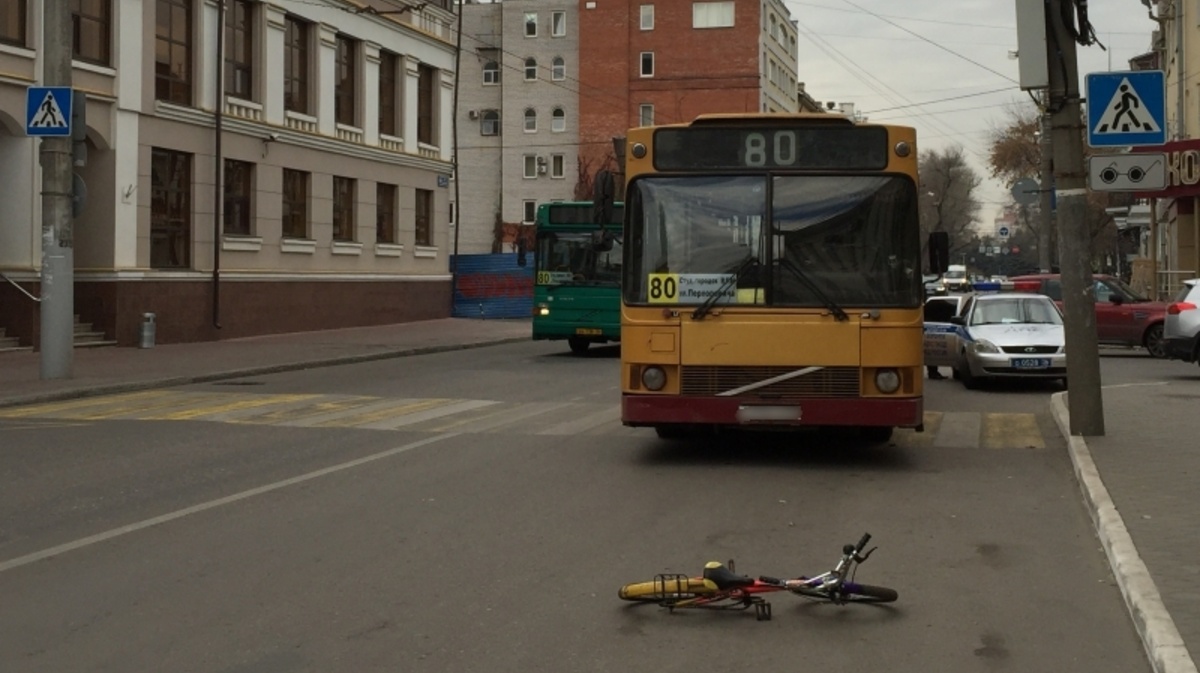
621, 533, 893, 621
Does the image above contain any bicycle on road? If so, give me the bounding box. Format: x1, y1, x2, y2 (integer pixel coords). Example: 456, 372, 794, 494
617, 533, 896, 621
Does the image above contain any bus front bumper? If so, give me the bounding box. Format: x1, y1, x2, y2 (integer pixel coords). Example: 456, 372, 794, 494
622, 395, 923, 429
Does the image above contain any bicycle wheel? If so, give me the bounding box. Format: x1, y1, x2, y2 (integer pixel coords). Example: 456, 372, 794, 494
618, 577, 713, 603
841, 583, 898, 603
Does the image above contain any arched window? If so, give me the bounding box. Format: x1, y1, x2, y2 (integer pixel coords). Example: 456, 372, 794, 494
524, 108, 537, 132
552, 107, 565, 132
552, 57, 565, 81
482, 60, 500, 85
524, 57, 537, 81
481, 110, 500, 136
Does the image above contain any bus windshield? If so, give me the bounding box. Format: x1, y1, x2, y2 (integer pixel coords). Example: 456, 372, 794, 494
536, 231, 623, 286
623, 174, 920, 307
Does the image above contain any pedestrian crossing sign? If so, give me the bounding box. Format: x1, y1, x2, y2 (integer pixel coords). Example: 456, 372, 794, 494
25, 86, 73, 137
1086, 70, 1166, 148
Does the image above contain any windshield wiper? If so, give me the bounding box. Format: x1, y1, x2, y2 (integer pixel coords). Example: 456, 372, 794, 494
692, 256, 759, 320
777, 257, 850, 322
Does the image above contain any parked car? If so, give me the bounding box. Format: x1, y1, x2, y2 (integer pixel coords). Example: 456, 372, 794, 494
949, 292, 1067, 389
1164, 279, 1200, 365
1009, 273, 1169, 358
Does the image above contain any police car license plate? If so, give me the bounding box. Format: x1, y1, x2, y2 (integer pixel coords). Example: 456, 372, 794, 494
1011, 358, 1051, 369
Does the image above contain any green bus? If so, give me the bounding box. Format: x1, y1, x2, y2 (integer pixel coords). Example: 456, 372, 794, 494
531, 201, 624, 354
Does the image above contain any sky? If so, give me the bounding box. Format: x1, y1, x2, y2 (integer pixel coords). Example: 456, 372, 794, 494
783, 0, 1158, 229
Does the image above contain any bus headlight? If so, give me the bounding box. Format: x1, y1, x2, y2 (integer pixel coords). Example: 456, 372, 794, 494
874, 368, 901, 394
536, 303, 550, 316
641, 366, 667, 391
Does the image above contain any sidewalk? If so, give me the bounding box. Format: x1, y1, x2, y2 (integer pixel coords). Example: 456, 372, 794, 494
0, 318, 531, 409
1052, 385, 1199, 673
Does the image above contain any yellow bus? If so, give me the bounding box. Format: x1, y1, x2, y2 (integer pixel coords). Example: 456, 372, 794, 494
615, 113, 948, 443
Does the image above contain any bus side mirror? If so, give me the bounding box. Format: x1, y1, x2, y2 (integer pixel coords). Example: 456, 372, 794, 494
928, 231, 949, 275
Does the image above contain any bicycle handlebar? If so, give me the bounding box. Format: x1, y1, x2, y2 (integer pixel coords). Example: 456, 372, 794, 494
855, 533, 871, 555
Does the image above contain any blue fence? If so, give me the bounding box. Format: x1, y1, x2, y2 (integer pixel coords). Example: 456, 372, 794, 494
450, 253, 534, 319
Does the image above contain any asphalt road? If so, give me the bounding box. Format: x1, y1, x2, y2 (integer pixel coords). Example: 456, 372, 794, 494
0, 342, 1153, 672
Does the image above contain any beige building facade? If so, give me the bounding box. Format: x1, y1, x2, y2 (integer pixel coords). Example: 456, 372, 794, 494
0, 0, 458, 347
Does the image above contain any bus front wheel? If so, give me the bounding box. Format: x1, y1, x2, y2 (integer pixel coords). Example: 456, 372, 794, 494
567, 337, 590, 355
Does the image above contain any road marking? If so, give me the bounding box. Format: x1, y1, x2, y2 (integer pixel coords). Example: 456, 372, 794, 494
934, 411, 982, 448
0, 432, 461, 574
535, 405, 621, 435
0, 391, 162, 418
140, 394, 320, 421
982, 413, 1045, 449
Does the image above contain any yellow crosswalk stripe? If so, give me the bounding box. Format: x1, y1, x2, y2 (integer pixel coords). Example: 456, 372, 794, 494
0, 391, 162, 418
230, 397, 380, 424
68, 392, 221, 420
140, 394, 322, 421
311, 398, 457, 428
981, 413, 1045, 449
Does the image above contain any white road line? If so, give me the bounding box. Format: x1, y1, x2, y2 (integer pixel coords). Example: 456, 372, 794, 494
0, 432, 461, 574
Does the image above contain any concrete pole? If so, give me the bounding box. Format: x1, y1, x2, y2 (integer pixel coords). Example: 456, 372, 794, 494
1039, 100, 1054, 272
1150, 199, 1159, 298
1047, 0, 1104, 435
40, 0, 74, 379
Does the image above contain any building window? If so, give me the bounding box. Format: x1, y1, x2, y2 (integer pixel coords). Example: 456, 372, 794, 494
480, 110, 500, 136
224, 0, 253, 99
282, 169, 309, 238
524, 108, 537, 132
72, 0, 111, 66
551, 56, 565, 81
551, 154, 565, 179
694, 1, 735, 29
223, 159, 253, 235
640, 4, 654, 30
377, 183, 396, 243
155, 0, 193, 105
769, 14, 777, 39
379, 50, 398, 136
335, 35, 357, 126
150, 148, 192, 269
415, 188, 433, 246
284, 16, 309, 114
523, 200, 536, 224
524, 12, 537, 37
551, 11, 565, 37
640, 52, 654, 78
333, 176, 355, 241
417, 63, 435, 145
449, 201, 456, 227
552, 107, 565, 132
1, 1, 26, 47
639, 103, 654, 126
483, 60, 500, 85
524, 57, 537, 81
523, 155, 537, 179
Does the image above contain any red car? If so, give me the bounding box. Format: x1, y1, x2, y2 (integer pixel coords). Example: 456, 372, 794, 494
1009, 274, 1168, 358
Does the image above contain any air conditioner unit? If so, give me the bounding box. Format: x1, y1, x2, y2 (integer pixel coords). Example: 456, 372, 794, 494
468, 109, 479, 120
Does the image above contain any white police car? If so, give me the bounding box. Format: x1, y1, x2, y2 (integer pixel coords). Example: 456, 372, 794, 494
925, 281, 1067, 389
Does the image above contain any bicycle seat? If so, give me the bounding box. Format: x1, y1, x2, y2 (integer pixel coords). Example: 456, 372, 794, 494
702, 561, 755, 590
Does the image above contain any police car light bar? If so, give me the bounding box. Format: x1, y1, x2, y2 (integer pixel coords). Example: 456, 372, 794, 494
971, 280, 1041, 292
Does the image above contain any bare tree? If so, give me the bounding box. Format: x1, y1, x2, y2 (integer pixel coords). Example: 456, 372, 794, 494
918, 146, 983, 267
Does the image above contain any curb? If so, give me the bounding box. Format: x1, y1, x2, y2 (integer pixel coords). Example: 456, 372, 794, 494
0, 336, 529, 411
1050, 392, 1197, 673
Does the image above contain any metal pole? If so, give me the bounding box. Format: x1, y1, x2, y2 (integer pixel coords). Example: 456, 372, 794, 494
449, 0, 464, 315
1150, 198, 1159, 298
39, 0, 74, 379
1047, 0, 1104, 435
213, 0, 225, 330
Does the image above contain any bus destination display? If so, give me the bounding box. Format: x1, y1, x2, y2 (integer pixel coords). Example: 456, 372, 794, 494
653, 126, 889, 171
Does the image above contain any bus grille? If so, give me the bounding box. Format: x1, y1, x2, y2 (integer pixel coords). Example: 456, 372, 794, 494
680, 366, 860, 398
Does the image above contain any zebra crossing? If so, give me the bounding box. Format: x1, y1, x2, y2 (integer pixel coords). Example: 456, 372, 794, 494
0, 391, 1047, 449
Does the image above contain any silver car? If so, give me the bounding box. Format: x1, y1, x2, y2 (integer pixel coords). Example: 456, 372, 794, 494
950, 292, 1067, 388
1163, 279, 1200, 365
